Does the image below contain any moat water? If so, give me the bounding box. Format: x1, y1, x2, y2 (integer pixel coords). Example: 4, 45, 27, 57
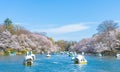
0, 54, 120, 72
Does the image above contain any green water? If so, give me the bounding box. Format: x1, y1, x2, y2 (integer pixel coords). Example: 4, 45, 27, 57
0, 54, 120, 72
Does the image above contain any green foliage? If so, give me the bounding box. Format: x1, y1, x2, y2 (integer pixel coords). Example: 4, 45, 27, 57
4, 50, 10, 56
4, 18, 12, 26
48, 37, 55, 44
10, 49, 16, 53
65, 43, 71, 51
20, 49, 27, 54
101, 50, 116, 56
4, 18, 14, 34
56, 40, 77, 51
3, 48, 27, 55
56, 40, 66, 51
1, 18, 31, 35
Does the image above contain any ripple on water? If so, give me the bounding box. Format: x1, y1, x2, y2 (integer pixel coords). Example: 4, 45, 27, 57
0, 55, 120, 72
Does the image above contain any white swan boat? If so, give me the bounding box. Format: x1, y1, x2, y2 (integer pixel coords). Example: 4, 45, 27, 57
116, 54, 120, 58
98, 53, 102, 57
23, 51, 35, 66
23, 55, 33, 66
68, 52, 74, 57
82, 52, 85, 55
29, 51, 36, 60
73, 55, 87, 64
46, 53, 51, 57
46, 51, 51, 57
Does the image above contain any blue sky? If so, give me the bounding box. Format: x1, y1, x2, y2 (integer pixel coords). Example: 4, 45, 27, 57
0, 0, 120, 41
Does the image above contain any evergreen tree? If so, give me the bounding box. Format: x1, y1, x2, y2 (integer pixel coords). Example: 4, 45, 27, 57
4, 18, 14, 34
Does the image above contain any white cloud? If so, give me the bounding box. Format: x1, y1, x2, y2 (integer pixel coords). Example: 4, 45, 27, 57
34, 24, 89, 34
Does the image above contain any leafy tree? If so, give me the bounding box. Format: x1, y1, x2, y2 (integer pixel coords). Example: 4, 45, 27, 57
4, 18, 14, 34
97, 20, 118, 33
20, 49, 27, 54
96, 20, 119, 51
48, 37, 55, 44
55, 40, 77, 51
4, 50, 9, 55
55, 40, 66, 51
4, 18, 12, 29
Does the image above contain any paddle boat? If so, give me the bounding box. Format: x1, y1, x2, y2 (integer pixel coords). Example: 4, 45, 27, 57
46, 54, 51, 57
73, 54, 87, 64
82, 52, 85, 55
71, 52, 77, 61
68, 52, 74, 57
9, 52, 16, 56
41, 51, 44, 54
23, 51, 35, 66
116, 53, 120, 58
29, 51, 36, 60
60, 51, 64, 55
66, 52, 69, 55
98, 53, 102, 57
71, 56, 75, 61
23, 54, 33, 66
46, 52, 51, 57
